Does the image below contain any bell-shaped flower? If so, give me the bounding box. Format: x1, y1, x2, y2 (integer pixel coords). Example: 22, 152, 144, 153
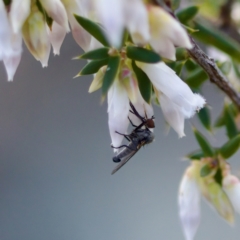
9, 0, 30, 34
0, 0, 12, 60
136, 62, 205, 137
179, 164, 201, 240
3, 32, 22, 81
108, 79, 130, 151
48, 22, 66, 55
62, 0, 92, 52
223, 174, 240, 214
148, 6, 192, 60
92, 0, 149, 47
22, 8, 51, 67
39, 0, 70, 32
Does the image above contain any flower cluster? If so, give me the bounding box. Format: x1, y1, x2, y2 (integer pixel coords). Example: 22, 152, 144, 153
179, 157, 240, 240
0, 0, 92, 81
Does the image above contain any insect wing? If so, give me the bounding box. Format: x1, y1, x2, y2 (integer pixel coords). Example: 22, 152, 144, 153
111, 149, 138, 175
111, 142, 145, 175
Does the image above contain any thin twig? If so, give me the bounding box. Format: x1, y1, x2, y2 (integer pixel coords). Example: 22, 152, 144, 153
188, 37, 240, 110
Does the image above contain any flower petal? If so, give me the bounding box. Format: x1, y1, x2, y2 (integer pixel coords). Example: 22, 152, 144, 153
223, 174, 240, 214
3, 32, 22, 81
22, 11, 51, 67
108, 80, 129, 151
0, 1, 12, 60
148, 6, 192, 59
94, 0, 124, 47
9, 0, 30, 34
137, 62, 205, 118
179, 166, 201, 240
125, 0, 150, 45
48, 22, 66, 55
40, 0, 70, 32
160, 94, 185, 137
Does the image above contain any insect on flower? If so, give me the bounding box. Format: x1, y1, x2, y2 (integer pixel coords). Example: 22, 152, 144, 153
111, 102, 155, 175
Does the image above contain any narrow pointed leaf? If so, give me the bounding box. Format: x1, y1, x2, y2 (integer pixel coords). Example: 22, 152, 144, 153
198, 107, 211, 131
220, 134, 240, 159
74, 15, 109, 47
126, 46, 161, 63
193, 129, 215, 157
177, 6, 199, 24
214, 112, 225, 128
79, 59, 109, 75
132, 61, 152, 103
225, 105, 238, 138
186, 149, 204, 160
200, 164, 212, 177
214, 168, 223, 186
193, 21, 240, 63
79, 48, 110, 60
185, 68, 208, 89
102, 56, 120, 96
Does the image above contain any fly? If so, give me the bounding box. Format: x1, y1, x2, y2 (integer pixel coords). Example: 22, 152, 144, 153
111, 102, 155, 175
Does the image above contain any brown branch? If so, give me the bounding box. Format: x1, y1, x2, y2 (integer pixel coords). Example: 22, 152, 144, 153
188, 37, 240, 110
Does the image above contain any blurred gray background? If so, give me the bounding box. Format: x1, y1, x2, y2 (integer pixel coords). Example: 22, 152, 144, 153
0, 35, 240, 240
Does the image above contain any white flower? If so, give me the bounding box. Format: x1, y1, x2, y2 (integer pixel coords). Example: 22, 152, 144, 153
48, 22, 66, 55
91, 0, 149, 47
62, 0, 92, 52
108, 79, 130, 151
136, 62, 205, 137
107, 66, 153, 150
223, 174, 240, 214
40, 0, 70, 32
148, 6, 192, 60
9, 0, 31, 34
22, 8, 51, 67
3, 32, 22, 81
0, 1, 23, 81
179, 165, 201, 240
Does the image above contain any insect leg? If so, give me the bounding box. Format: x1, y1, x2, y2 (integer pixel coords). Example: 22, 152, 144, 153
129, 102, 145, 122
115, 131, 131, 141
128, 116, 138, 128
111, 144, 136, 151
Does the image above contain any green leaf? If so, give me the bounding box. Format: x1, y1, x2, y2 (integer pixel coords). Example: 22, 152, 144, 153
232, 61, 240, 78
198, 107, 211, 131
214, 168, 223, 186
193, 128, 215, 157
185, 68, 208, 89
218, 61, 232, 75
78, 59, 109, 76
193, 21, 240, 63
176, 48, 189, 61
186, 149, 204, 160
177, 6, 199, 24
74, 15, 109, 47
174, 61, 185, 76
78, 48, 110, 60
185, 59, 198, 71
132, 61, 152, 103
220, 134, 240, 159
214, 112, 226, 128
171, 0, 181, 10
126, 46, 161, 63
102, 56, 120, 96
224, 105, 238, 138
200, 164, 212, 177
